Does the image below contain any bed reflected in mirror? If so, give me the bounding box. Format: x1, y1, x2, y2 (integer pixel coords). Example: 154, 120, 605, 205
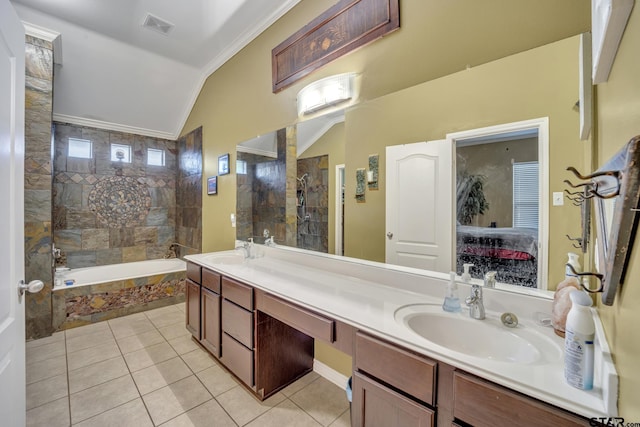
454, 126, 541, 288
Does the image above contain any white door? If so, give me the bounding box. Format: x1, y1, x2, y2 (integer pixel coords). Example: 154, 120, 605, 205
0, 1, 27, 425
386, 140, 453, 273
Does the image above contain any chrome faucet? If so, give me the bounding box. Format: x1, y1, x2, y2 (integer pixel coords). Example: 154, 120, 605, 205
235, 238, 254, 259
465, 284, 485, 320
484, 271, 497, 288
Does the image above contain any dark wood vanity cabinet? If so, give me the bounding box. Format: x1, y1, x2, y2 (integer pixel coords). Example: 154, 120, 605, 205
353, 332, 436, 427
200, 268, 221, 358
451, 372, 587, 427
352, 331, 589, 427
185, 262, 202, 339
220, 276, 255, 387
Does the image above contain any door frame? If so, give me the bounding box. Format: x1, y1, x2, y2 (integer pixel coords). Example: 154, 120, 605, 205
335, 164, 345, 256
446, 117, 549, 289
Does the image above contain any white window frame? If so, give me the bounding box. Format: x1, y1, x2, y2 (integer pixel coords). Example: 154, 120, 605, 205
68, 137, 93, 159
147, 148, 165, 166
111, 143, 132, 163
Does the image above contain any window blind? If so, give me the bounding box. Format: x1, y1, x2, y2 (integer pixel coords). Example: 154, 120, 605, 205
513, 161, 539, 229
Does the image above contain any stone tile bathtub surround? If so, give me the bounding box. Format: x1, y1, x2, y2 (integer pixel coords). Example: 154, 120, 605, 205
52, 271, 185, 331
53, 122, 178, 268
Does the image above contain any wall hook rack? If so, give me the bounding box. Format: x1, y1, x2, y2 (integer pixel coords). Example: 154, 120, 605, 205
590, 135, 640, 305
566, 263, 603, 293
565, 235, 584, 250
566, 167, 621, 199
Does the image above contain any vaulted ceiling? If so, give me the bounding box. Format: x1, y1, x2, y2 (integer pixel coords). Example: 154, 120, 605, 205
10, 0, 302, 139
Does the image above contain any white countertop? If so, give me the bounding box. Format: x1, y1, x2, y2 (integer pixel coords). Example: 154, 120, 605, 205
185, 246, 617, 419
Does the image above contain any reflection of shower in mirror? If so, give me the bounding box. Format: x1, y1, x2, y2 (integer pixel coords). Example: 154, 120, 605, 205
297, 173, 310, 222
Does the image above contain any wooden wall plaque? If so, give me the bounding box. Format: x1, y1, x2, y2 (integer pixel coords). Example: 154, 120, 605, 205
271, 0, 400, 93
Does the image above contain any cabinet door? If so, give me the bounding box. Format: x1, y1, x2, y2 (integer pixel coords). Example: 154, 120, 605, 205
185, 279, 201, 339
352, 372, 434, 427
200, 288, 220, 358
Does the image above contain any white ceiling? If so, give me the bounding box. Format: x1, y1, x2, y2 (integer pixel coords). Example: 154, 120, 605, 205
10, 0, 302, 139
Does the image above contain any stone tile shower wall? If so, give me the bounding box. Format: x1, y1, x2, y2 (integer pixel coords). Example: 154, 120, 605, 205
296, 155, 329, 253
24, 35, 54, 339
53, 123, 177, 268
236, 128, 290, 244
175, 127, 202, 255
236, 152, 284, 242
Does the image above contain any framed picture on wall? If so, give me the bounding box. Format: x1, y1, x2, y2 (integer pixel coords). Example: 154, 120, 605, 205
218, 153, 230, 175
207, 176, 218, 195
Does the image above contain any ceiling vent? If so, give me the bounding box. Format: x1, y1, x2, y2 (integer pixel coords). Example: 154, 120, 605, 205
142, 13, 175, 36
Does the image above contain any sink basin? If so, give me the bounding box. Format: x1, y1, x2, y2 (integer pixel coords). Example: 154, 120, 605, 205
395, 304, 561, 364
202, 253, 247, 265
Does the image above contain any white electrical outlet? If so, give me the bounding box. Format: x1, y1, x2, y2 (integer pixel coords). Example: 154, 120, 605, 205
552, 192, 564, 206
230, 213, 236, 227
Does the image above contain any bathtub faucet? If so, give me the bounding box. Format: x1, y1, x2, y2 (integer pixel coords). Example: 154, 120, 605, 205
164, 244, 177, 259
52, 243, 62, 267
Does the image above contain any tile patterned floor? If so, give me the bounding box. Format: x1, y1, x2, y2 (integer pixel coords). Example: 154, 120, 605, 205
26, 303, 351, 427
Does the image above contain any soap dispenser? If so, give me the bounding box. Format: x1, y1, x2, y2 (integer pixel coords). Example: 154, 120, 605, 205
461, 263, 474, 284
442, 271, 461, 312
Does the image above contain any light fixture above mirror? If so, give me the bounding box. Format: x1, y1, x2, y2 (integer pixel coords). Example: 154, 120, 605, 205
297, 73, 355, 116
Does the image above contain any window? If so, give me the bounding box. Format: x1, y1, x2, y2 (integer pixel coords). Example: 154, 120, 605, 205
236, 159, 247, 175
68, 138, 92, 159
111, 143, 132, 163
513, 161, 539, 229
147, 148, 165, 166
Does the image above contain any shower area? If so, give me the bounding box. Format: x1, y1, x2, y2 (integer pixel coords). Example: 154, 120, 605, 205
22, 34, 203, 338
296, 156, 329, 253
236, 127, 329, 253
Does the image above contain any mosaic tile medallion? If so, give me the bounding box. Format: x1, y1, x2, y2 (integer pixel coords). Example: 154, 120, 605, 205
88, 176, 151, 227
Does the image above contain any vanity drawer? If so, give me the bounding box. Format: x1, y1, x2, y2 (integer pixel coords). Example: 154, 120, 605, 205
453, 371, 586, 427
202, 268, 221, 293
222, 277, 253, 310
258, 293, 334, 343
355, 332, 436, 406
186, 262, 201, 284
222, 299, 253, 349
222, 332, 254, 387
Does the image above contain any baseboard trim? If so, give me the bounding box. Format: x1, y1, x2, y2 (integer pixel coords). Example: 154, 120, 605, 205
313, 359, 349, 390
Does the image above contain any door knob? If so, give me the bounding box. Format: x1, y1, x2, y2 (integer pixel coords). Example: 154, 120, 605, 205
18, 279, 44, 301
386, 232, 393, 239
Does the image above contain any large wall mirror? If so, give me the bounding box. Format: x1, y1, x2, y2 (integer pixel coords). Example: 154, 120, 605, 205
235, 35, 586, 295
236, 111, 345, 252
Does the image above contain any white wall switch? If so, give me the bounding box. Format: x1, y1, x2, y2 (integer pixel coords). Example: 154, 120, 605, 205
230, 213, 236, 227
552, 192, 564, 206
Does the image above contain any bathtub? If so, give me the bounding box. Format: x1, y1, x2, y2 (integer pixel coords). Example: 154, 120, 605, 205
52, 258, 187, 330
55, 258, 186, 289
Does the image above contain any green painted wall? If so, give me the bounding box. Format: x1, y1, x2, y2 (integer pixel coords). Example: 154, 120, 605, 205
594, 5, 640, 420
180, 0, 597, 408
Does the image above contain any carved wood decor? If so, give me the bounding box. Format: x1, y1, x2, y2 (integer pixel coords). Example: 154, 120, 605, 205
271, 0, 400, 93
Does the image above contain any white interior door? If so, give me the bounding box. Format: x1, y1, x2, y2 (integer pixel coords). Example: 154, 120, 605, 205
386, 140, 453, 273
0, 1, 26, 425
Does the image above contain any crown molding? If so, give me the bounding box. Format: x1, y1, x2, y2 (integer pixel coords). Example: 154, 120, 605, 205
22, 21, 63, 65
236, 145, 277, 158
53, 114, 177, 140
22, 21, 59, 41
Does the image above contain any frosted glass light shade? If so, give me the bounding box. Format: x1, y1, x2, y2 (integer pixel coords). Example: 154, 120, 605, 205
297, 73, 354, 116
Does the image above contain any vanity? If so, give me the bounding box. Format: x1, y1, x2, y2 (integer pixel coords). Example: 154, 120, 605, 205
185, 245, 617, 426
